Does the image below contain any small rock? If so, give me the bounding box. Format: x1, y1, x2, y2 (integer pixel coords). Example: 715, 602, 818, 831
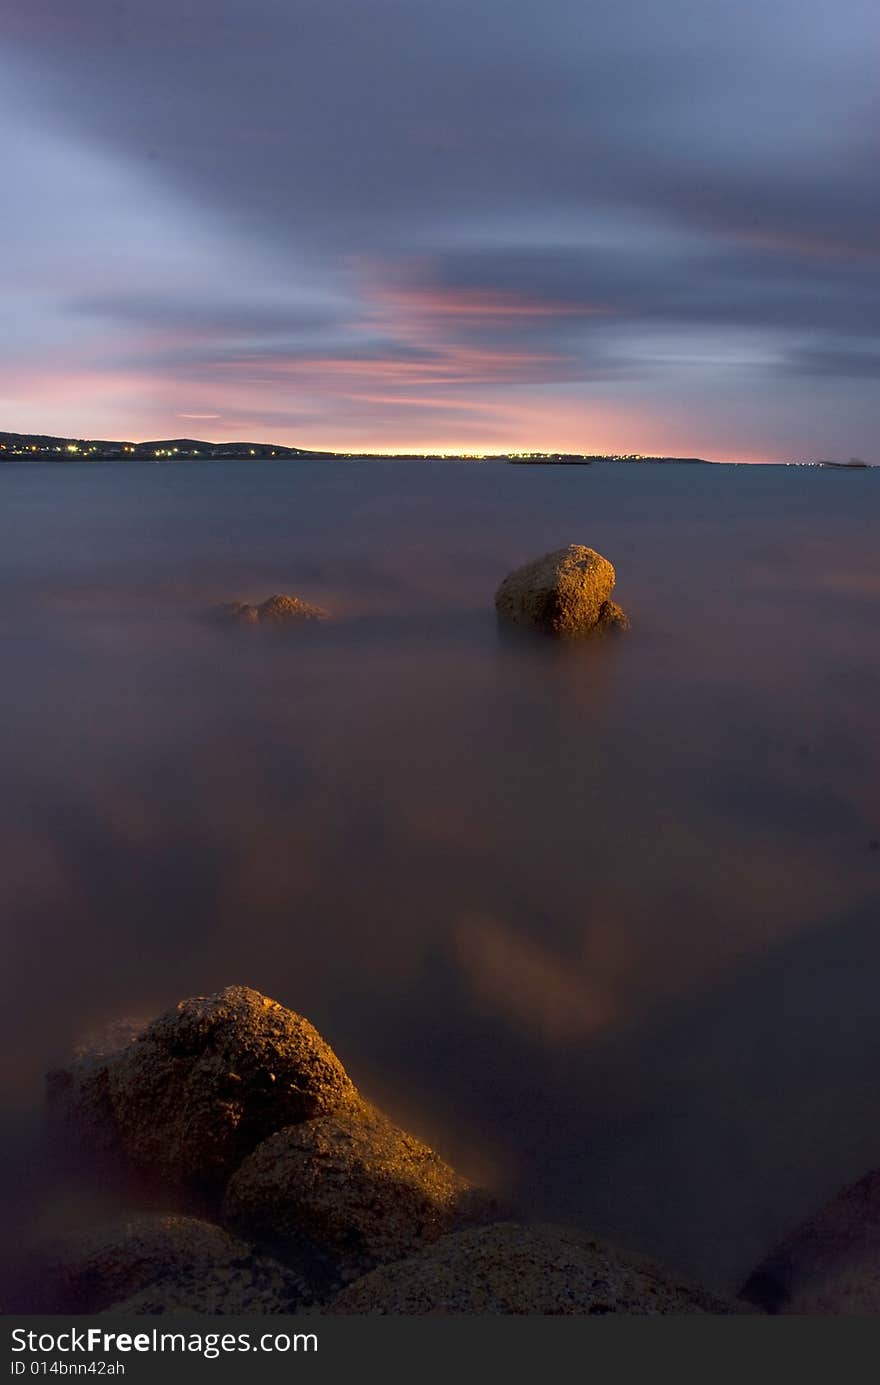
329, 1221, 739, 1314
224, 1098, 475, 1281
211, 594, 327, 627
494, 545, 627, 636
741, 1168, 880, 1313
596, 598, 631, 632
103, 987, 356, 1194
257, 594, 327, 624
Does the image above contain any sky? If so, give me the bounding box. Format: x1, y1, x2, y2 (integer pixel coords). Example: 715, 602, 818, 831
2, 0, 878, 459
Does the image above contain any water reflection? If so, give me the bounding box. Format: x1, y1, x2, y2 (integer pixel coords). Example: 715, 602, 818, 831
0, 459, 877, 1297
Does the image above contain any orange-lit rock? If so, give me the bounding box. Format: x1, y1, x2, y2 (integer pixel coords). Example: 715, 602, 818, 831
494, 545, 628, 635
212, 594, 327, 626
105, 986, 356, 1194
224, 1097, 487, 1281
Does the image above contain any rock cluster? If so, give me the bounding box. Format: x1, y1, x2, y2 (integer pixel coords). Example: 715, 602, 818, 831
46, 985, 743, 1315
45, 987, 486, 1311
494, 545, 629, 636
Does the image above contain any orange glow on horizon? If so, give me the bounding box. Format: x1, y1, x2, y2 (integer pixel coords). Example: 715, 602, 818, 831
1, 265, 788, 463
2, 363, 776, 461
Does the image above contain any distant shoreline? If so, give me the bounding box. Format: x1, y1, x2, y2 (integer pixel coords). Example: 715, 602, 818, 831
0, 431, 872, 467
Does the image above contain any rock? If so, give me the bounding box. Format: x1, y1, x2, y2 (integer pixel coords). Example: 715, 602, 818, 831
595, 598, 631, 632
46, 1017, 145, 1155
256, 594, 326, 624
494, 545, 627, 636
224, 1098, 475, 1281
330, 1221, 738, 1315
100, 1259, 311, 1315
741, 1168, 880, 1313
40, 1213, 307, 1314
211, 594, 327, 627
105, 986, 356, 1193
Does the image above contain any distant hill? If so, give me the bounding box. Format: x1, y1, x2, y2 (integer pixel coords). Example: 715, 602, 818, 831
0, 431, 332, 460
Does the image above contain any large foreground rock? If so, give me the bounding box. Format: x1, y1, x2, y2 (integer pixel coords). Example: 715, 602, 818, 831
330, 1222, 737, 1315
225, 1098, 478, 1281
494, 545, 628, 636
48, 987, 357, 1195
741, 1168, 880, 1314
40, 1213, 309, 1314
107, 987, 356, 1193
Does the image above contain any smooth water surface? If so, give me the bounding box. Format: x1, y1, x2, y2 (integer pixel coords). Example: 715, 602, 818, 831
1, 458, 878, 1295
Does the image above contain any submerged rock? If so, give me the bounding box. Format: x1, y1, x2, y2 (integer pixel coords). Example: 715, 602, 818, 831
494, 545, 628, 636
330, 1221, 737, 1315
741, 1168, 880, 1314
39, 1213, 307, 1314
46, 1017, 145, 1156
224, 1098, 476, 1281
212, 594, 327, 626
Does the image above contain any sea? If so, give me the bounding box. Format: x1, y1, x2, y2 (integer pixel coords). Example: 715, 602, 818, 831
1, 456, 878, 1297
